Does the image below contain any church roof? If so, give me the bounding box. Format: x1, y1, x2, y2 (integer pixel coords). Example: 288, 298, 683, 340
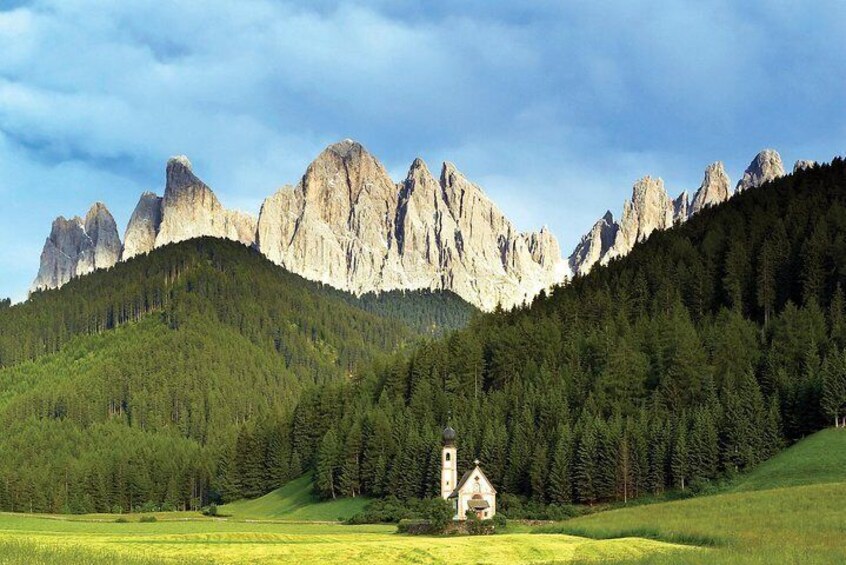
447, 463, 497, 498
467, 499, 490, 510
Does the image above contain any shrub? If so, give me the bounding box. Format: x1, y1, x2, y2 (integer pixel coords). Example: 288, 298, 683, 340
397, 519, 432, 535
202, 503, 218, 517
422, 498, 454, 533
545, 504, 583, 521
114, 517, 129, 523
465, 512, 495, 535
492, 513, 507, 529
346, 496, 423, 524
139, 515, 158, 523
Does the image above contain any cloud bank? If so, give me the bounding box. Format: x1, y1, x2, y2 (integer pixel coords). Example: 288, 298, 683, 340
1, 0, 845, 300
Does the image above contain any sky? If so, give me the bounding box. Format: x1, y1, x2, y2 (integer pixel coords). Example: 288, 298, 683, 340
1, 0, 845, 302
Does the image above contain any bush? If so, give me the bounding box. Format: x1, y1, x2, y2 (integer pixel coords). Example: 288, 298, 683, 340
465, 512, 495, 535
422, 498, 455, 533
202, 503, 219, 517
139, 515, 158, 523
347, 496, 424, 524
114, 517, 129, 523
397, 519, 432, 535
545, 504, 584, 521
492, 513, 507, 529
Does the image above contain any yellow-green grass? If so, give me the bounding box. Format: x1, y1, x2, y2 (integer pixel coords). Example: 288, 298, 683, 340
0, 512, 693, 564
535, 429, 846, 564
219, 475, 371, 521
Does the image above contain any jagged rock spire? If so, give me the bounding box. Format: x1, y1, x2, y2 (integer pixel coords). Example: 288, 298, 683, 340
31, 202, 121, 292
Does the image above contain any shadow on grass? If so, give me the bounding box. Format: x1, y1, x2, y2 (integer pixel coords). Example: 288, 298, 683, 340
531, 524, 724, 548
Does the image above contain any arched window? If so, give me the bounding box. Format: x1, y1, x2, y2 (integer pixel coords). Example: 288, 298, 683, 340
445, 453, 451, 462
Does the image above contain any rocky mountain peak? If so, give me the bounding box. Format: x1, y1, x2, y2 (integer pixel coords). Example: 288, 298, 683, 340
568, 211, 618, 276
325, 138, 363, 159
156, 156, 255, 250
31, 203, 122, 292
601, 176, 673, 264
83, 202, 121, 270
690, 161, 731, 215
123, 192, 164, 260
794, 159, 816, 173
736, 149, 785, 192
165, 155, 198, 192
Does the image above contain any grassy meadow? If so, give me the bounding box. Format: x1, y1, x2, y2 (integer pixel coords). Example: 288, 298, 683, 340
535, 428, 846, 564
0, 429, 842, 564
218, 474, 371, 521
0, 513, 692, 564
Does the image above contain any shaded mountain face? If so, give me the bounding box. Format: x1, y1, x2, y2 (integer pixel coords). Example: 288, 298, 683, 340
31, 141, 567, 311
31, 203, 121, 292
569, 149, 792, 277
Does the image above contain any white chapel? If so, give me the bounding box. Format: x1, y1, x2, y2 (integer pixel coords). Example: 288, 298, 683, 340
440, 426, 497, 520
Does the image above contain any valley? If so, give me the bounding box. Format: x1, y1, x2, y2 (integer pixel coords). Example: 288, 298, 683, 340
0, 428, 840, 564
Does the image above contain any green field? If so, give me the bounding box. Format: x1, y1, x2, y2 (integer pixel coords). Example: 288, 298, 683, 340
219, 475, 371, 521
535, 428, 846, 564
0, 430, 843, 564
0, 513, 692, 564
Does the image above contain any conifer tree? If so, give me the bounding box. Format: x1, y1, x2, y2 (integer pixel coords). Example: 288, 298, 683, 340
315, 430, 340, 499
548, 424, 573, 505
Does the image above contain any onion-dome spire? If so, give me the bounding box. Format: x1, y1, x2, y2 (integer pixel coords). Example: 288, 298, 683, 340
443, 425, 456, 446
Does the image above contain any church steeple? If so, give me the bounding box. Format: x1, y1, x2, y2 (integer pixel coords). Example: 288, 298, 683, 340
441, 426, 458, 499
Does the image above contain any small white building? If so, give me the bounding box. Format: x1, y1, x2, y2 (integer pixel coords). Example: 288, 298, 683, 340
440, 426, 497, 520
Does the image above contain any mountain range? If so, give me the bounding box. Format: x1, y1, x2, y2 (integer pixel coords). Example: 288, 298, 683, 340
31, 140, 566, 311
31, 141, 817, 310
568, 149, 816, 276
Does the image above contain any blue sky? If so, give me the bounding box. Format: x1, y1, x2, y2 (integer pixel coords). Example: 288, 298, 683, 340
1, 0, 845, 302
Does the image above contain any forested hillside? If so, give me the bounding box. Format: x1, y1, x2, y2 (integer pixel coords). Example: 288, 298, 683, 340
3, 158, 846, 516
291, 158, 846, 510
0, 239, 472, 513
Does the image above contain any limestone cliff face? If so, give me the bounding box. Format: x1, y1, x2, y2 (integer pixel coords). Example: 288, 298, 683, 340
156, 156, 256, 249
122, 192, 163, 259
736, 149, 785, 192
34, 142, 565, 309
568, 211, 617, 277
569, 150, 792, 277
122, 157, 256, 260
257, 140, 567, 310
690, 161, 731, 216
31, 203, 121, 291
673, 191, 689, 224
602, 176, 674, 265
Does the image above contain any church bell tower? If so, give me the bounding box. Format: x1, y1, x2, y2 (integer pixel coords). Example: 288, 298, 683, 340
441, 426, 458, 499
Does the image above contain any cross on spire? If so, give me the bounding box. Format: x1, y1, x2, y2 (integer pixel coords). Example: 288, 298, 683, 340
474, 459, 480, 466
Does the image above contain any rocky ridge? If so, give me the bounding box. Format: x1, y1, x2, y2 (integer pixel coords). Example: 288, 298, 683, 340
256, 140, 567, 310
31, 203, 122, 291
32, 141, 567, 311
569, 149, 791, 277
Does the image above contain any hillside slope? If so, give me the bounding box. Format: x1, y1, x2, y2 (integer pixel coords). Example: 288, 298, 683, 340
220, 475, 370, 521
288, 157, 846, 508
0, 238, 472, 514
536, 429, 846, 564
730, 427, 846, 492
